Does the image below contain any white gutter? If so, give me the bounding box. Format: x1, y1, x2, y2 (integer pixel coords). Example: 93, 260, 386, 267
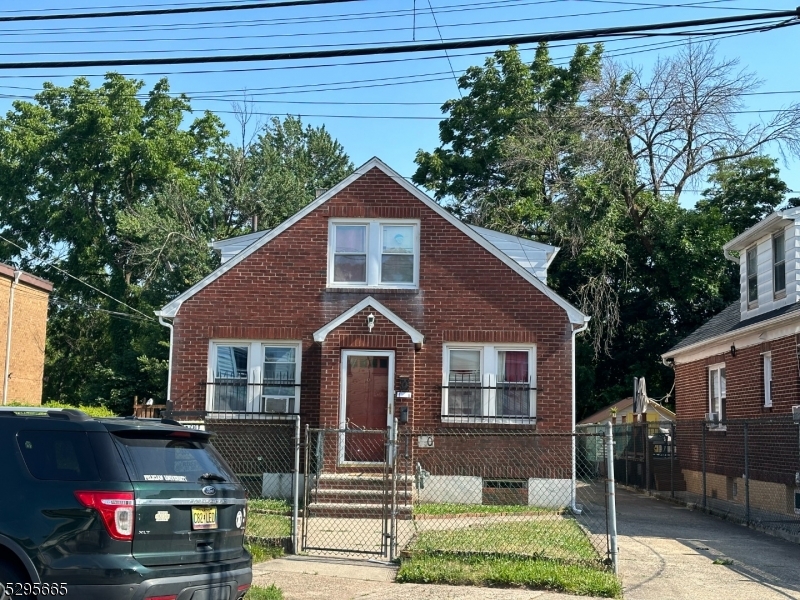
157, 313, 174, 407
571, 316, 591, 514
3, 270, 22, 406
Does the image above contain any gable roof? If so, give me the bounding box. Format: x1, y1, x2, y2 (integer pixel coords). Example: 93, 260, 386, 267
663, 300, 800, 357
313, 296, 424, 345
577, 396, 676, 425
157, 157, 587, 325
212, 223, 558, 282
467, 225, 557, 281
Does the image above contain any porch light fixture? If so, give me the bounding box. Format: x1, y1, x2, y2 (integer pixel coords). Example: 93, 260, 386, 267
367, 313, 375, 333
730, 344, 736, 357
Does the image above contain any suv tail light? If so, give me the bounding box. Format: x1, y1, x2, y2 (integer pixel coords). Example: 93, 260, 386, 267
75, 491, 135, 540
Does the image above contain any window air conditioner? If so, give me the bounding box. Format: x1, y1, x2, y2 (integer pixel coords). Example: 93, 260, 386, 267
705, 412, 719, 424
262, 397, 289, 413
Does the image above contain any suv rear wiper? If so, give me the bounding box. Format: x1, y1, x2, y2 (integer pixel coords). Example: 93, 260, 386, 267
199, 472, 226, 482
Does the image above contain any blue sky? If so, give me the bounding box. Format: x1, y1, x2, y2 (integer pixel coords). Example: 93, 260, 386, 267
0, 0, 798, 202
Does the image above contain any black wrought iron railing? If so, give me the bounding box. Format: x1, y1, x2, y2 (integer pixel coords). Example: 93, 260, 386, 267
440, 382, 537, 421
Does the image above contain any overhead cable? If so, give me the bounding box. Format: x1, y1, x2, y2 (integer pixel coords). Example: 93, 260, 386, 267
0, 7, 795, 70
0, 0, 364, 23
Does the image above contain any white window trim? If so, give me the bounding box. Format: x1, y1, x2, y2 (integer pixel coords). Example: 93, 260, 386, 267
708, 362, 726, 430
338, 350, 396, 465
207, 340, 302, 416
327, 218, 420, 289
441, 343, 537, 424
746, 246, 758, 307
773, 232, 786, 299
763, 351, 773, 408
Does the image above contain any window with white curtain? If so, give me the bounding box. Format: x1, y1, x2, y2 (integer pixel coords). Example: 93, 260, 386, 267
209, 342, 301, 414
708, 364, 726, 423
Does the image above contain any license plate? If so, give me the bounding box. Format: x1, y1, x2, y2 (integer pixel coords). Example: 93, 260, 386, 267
191, 506, 218, 530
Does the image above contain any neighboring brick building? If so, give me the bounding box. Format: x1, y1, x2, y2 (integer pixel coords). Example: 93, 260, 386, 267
662, 207, 800, 518
158, 158, 589, 505
0, 263, 53, 406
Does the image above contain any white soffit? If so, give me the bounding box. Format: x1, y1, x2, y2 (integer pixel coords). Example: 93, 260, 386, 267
313, 296, 424, 344
158, 157, 587, 325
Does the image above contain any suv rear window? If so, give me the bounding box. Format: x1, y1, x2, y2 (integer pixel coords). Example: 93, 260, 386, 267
113, 432, 236, 483
18, 430, 99, 481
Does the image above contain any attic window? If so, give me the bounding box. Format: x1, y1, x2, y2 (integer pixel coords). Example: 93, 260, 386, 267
328, 220, 419, 288
747, 247, 758, 305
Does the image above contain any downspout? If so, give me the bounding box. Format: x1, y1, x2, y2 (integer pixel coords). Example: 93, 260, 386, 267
3, 270, 22, 406
571, 316, 591, 514
157, 314, 174, 410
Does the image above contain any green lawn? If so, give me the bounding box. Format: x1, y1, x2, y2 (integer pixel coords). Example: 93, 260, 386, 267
398, 517, 620, 597
245, 584, 283, 600
414, 503, 562, 517
247, 498, 292, 540
397, 554, 621, 598
412, 519, 600, 565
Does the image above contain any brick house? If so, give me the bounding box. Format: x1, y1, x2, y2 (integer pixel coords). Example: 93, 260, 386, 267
662, 208, 800, 517
0, 263, 53, 405
157, 158, 589, 505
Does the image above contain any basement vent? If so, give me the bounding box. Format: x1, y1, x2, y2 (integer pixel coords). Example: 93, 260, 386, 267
482, 479, 527, 506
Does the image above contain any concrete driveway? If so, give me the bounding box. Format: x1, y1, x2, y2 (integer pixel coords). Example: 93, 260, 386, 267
253, 488, 800, 599
616, 489, 800, 599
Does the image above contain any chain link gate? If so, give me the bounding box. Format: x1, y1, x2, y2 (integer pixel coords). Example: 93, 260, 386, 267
301, 422, 403, 558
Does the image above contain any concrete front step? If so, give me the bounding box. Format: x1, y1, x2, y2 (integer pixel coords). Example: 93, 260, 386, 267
311, 488, 412, 504
305, 502, 413, 519
316, 473, 413, 490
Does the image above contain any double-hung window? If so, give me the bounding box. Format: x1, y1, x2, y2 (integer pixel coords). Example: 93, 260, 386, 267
773, 232, 786, 298
329, 220, 419, 288
443, 345, 536, 422
209, 341, 301, 414
746, 247, 758, 305
708, 364, 726, 424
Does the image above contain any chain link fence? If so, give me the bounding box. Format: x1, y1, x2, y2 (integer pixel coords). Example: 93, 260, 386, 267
602, 417, 800, 541
167, 411, 617, 568
302, 427, 401, 557
168, 411, 300, 553
401, 429, 612, 569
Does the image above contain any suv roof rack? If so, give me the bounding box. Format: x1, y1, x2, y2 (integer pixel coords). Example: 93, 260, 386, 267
0, 407, 90, 422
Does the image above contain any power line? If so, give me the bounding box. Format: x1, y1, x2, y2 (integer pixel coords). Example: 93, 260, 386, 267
0, 0, 364, 24
0, 0, 736, 46
0, 8, 794, 70
0, 234, 156, 322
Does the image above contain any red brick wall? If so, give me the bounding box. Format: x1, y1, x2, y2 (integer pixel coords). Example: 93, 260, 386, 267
675, 333, 800, 420
170, 167, 574, 434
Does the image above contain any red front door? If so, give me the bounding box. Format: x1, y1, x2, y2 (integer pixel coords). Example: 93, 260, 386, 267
344, 354, 389, 462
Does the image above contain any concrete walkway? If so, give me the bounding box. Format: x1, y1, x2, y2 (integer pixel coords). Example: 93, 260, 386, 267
252, 488, 800, 599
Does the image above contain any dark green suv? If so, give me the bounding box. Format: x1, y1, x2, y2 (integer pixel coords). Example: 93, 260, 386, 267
0, 407, 252, 600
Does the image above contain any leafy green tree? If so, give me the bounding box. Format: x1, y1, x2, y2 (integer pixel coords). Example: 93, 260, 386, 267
697, 155, 790, 234
0, 74, 226, 412
119, 115, 354, 296
413, 43, 603, 235
415, 42, 800, 417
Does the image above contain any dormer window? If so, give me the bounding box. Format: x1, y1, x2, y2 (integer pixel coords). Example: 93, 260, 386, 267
773, 232, 786, 298
747, 247, 758, 305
